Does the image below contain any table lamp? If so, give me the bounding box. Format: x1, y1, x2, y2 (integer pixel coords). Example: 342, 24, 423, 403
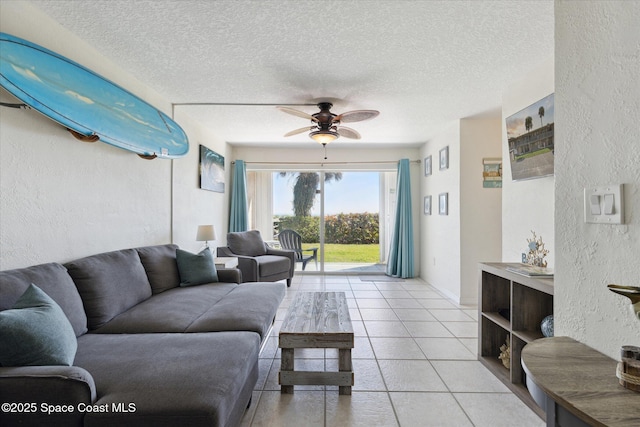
196, 225, 216, 250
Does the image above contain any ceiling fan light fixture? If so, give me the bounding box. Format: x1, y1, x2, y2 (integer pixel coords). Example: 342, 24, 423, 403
309, 129, 339, 144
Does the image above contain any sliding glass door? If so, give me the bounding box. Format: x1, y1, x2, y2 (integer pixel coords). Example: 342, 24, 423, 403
246, 168, 395, 274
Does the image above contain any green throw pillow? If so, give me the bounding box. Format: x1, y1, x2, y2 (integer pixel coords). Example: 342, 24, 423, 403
176, 248, 219, 287
0, 284, 78, 366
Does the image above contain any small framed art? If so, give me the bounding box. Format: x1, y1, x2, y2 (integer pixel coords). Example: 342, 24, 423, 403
439, 146, 449, 170
199, 145, 225, 193
424, 155, 432, 176
424, 195, 432, 215
438, 192, 448, 215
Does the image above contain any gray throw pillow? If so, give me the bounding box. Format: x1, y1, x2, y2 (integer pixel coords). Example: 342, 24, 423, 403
0, 284, 78, 366
176, 248, 219, 287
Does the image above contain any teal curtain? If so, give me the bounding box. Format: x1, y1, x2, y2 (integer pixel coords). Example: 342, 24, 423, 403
386, 158, 414, 278
229, 160, 248, 232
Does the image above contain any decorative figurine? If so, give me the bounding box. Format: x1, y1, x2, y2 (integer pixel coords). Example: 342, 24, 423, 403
525, 231, 549, 267
499, 335, 511, 369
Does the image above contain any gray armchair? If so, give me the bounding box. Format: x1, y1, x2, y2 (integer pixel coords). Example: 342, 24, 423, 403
218, 230, 295, 287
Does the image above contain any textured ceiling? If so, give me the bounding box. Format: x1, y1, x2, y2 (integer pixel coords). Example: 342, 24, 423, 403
30, 0, 554, 148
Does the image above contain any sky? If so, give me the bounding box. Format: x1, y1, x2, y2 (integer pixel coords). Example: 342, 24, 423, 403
273, 172, 380, 216
506, 92, 555, 139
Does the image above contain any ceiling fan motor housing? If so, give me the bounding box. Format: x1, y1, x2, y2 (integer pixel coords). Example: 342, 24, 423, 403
313, 102, 338, 129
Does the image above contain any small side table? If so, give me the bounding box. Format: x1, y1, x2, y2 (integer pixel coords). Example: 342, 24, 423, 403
214, 257, 238, 270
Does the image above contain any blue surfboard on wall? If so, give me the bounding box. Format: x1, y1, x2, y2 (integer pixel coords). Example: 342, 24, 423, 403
0, 32, 189, 159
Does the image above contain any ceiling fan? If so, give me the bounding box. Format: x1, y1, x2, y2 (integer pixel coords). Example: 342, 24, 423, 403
277, 102, 379, 145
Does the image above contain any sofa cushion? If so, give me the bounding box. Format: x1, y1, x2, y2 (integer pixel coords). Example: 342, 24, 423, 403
0, 284, 77, 366
135, 244, 180, 294
90, 281, 285, 340
90, 283, 238, 334
65, 249, 152, 330
0, 263, 88, 337
227, 230, 267, 256
75, 332, 259, 427
256, 255, 291, 277
185, 282, 286, 339
176, 248, 218, 287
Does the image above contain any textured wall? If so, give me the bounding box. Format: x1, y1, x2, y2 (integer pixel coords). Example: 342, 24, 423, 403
555, 1, 640, 359
0, 2, 172, 269
0, 2, 218, 269
501, 57, 555, 268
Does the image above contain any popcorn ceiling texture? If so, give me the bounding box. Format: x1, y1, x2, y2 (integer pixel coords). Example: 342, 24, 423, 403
555, 0, 640, 359
28, 0, 555, 147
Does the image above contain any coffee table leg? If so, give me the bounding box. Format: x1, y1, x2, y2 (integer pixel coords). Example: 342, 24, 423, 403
338, 348, 353, 395
280, 348, 294, 394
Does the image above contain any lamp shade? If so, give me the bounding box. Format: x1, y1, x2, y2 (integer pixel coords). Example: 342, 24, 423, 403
196, 225, 216, 242
310, 130, 339, 144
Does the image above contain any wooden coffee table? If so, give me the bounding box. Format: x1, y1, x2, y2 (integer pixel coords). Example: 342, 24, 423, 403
279, 291, 354, 395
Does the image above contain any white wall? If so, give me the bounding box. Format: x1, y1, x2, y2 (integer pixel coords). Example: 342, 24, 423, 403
420, 118, 502, 305
501, 57, 555, 267
0, 2, 222, 269
555, 0, 640, 359
460, 117, 502, 304
0, 2, 171, 269
420, 121, 461, 300
171, 110, 232, 254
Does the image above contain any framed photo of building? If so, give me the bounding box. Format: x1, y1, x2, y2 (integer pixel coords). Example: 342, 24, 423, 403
505, 93, 554, 181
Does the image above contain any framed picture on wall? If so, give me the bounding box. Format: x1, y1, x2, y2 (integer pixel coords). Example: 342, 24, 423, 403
439, 146, 449, 170
505, 92, 554, 181
424, 195, 432, 215
438, 192, 448, 215
199, 145, 225, 193
424, 155, 432, 176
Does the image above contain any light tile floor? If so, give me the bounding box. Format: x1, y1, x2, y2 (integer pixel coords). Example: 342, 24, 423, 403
240, 275, 544, 427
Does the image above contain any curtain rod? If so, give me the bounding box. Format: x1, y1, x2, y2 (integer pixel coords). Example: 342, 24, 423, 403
231, 160, 421, 165
173, 103, 316, 107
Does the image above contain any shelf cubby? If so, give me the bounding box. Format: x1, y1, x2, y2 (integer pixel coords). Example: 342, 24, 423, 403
478, 263, 554, 420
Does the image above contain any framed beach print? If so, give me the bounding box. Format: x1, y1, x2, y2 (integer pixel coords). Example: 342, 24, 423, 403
439, 146, 449, 170
424, 155, 432, 176
199, 145, 225, 193
424, 195, 432, 215
438, 192, 448, 215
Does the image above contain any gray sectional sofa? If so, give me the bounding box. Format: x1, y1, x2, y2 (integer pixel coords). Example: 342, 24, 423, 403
0, 244, 286, 427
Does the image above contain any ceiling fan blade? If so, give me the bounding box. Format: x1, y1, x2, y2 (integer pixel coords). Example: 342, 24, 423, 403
276, 106, 319, 122
337, 126, 361, 139
335, 109, 379, 123
284, 127, 313, 137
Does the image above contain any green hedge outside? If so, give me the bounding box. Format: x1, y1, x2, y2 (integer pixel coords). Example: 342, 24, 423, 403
276, 213, 379, 244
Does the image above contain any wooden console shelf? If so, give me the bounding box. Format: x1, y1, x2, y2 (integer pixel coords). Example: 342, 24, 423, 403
522, 337, 640, 427
478, 262, 554, 419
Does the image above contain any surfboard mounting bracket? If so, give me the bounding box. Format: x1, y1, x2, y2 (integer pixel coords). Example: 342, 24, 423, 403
67, 128, 100, 143
0, 102, 30, 109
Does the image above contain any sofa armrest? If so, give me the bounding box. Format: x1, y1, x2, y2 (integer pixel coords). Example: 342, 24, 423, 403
217, 268, 242, 284
266, 247, 296, 279
0, 365, 96, 426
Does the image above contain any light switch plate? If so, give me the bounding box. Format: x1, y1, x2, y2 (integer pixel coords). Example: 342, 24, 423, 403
584, 184, 624, 224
